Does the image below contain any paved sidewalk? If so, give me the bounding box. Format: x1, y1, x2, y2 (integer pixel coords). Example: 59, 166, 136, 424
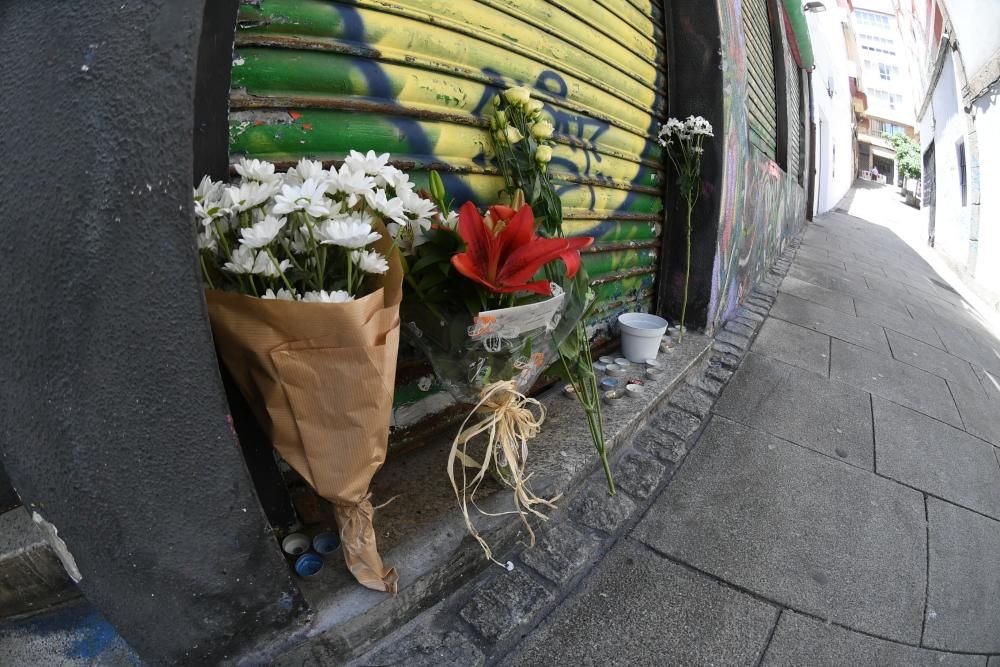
325, 185, 1000, 666
509, 190, 1000, 664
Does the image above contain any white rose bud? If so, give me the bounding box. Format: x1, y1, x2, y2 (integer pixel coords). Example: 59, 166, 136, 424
504, 125, 524, 144
531, 120, 554, 140
526, 99, 544, 116
503, 85, 532, 106
535, 145, 553, 163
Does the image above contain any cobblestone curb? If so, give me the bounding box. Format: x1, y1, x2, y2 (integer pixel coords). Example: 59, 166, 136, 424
341, 240, 802, 667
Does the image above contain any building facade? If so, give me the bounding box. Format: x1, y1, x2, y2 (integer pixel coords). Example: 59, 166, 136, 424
895, 0, 1000, 311
805, 0, 863, 214
851, 0, 918, 185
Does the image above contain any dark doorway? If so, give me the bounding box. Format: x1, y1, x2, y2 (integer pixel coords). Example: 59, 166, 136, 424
872, 155, 894, 182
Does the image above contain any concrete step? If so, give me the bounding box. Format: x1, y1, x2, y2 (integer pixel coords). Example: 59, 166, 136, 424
0, 507, 80, 619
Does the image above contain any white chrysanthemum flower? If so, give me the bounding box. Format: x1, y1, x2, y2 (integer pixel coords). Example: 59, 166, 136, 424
344, 149, 391, 176
365, 188, 407, 224
315, 219, 381, 249
262, 288, 296, 301
194, 197, 229, 223
401, 189, 436, 221
286, 158, 326, 185
225, 181, 276, 213
443, 210, 459, 229
234, 157, 278, 183
252, 251, 291, 278
272, 178, 331, 218
301, 289, 354, 303
333, 164, 376, 207
222, 245, 257, 274
239, 215, 286, 248
375, 164, 411, 192
194, 175, 224, 202
351, 249, 389, 274
197, 228, 218, 253
692, 146, 704, 154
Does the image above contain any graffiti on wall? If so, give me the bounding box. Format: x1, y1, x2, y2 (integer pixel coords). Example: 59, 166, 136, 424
229, 0, 669, 329
227, 0, 669, 426
709, 0, 806, 329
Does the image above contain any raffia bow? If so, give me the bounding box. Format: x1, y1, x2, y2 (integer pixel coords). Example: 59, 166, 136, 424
447, 380, 560, 565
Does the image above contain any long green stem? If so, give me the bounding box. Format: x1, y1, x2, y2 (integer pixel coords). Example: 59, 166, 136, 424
266, 247, 294, 293
200, 253, 215, 290
346, 251, 354, 295
679, 198, 692, 342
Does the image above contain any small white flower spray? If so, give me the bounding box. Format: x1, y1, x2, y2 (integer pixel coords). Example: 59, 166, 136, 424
657, 116, 714, 340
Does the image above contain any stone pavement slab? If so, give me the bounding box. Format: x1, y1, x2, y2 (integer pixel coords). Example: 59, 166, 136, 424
790, 265, 915, 317
762, 610, 983, 667
501, 539, 778, 667
873, 397, 1000, 519
975, 367, 1000, 399
947, 379, 1000, 448
885, 329, 984, 390
830, 338, 963, 428
751, 318, 830, 376
925, 498, 1000, 653
635, 417, 926, 643
715, 352, 874, 469
853, 296, 944, 348
771, 293, 890, 354
779, 275, 856, 315
930, 318, 1000, 375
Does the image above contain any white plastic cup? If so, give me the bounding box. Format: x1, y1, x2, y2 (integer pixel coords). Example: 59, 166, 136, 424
618, 313, 669, 363
282, 533, 310, 556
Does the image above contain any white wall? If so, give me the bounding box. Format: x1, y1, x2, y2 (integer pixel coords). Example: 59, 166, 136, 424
944, 0, 1000, 77
925, 50, 972, 264
971, 83, 1000, 305
807, 7, 856, 213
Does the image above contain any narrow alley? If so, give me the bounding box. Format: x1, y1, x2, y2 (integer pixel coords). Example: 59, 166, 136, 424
341, 182, 1000, 665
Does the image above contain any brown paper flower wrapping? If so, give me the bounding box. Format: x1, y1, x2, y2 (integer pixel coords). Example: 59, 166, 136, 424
205, 241, 402, 594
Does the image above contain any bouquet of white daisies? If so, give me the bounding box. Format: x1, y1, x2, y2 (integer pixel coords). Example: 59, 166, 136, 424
196, 152, 436, 595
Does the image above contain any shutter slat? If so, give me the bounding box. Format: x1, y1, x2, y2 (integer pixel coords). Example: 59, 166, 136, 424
742, 0, 777, 159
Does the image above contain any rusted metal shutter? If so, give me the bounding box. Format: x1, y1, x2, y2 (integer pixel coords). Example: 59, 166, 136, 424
743, 0, 779, 159
229, 0, 667, 337
788, 59, 802, 181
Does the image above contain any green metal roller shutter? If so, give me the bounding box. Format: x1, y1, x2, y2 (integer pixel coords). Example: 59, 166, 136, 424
227, 0, 667, 429
787, 51, 802, 181
743, 0, 778, 159
228, 0, 667, 335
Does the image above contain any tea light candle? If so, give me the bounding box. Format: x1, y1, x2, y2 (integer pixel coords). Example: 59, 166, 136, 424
563, 383, 576, 398
645, 359, 662, 368
598, 356, 615, 365
625, 383, 644, 398
603, 389, 624, 404
593, 362, 608, 373
599, 377, 619, 391
646, 368, 664, 380
606, 364, 626, 377
614, 357, 631, 367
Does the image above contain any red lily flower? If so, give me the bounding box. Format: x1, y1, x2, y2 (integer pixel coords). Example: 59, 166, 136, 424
451, 201, 593, 296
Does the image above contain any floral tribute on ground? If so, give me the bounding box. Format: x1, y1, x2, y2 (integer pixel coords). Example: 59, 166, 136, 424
657, 116, 714, 340
398, 85, 611, 565
195, 153, 436, 594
